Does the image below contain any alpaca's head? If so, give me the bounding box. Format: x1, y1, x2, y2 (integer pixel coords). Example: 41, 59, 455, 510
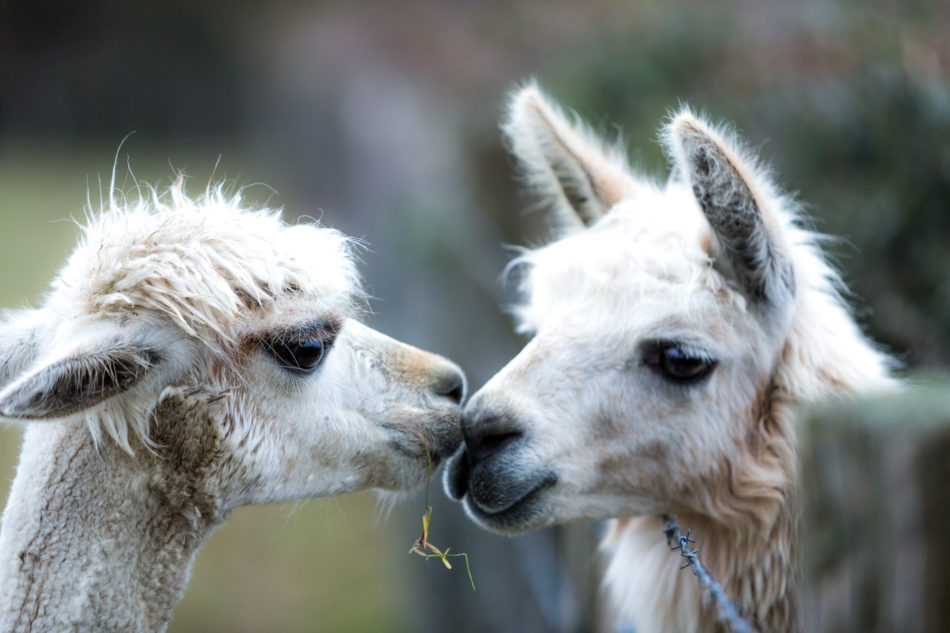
0, 185, 464, 504
445, 84, 891, 533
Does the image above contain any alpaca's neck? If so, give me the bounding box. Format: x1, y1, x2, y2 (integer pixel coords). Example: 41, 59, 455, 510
605, 509, 799, 633
0, 422, 224, 633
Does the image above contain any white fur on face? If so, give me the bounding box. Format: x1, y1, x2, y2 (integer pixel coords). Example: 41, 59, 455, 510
450, 191, 777, 532
445, 84, 894, 540
216, 319, 464, 507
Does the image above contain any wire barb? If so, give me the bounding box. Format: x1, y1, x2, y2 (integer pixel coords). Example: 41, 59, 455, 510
662, 515, 761, 633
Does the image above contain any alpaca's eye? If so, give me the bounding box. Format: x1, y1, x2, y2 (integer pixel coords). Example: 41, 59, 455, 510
266, 339, 329, 375
643, 342, 717, 385
661, 346, 715, 382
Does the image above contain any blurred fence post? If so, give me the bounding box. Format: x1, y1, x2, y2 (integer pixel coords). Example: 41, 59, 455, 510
800, 384, 950, 633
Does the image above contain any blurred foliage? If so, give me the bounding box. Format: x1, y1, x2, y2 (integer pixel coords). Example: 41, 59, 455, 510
172, 500, 403, 633
0, 0, 245, 139
771, 71, 950, 365
540, 2, 950, 366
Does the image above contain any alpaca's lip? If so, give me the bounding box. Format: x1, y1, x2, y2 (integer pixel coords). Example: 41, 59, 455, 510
444, 445, 557, 531
444, 445, 470, 500
464, 472, 557, 527
382, 418, 462, 464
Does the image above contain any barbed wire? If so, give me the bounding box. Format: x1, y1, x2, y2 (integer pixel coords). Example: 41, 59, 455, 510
662, 515, 761, 633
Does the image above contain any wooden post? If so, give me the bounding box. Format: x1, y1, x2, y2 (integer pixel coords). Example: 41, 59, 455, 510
800, 385, 950, 633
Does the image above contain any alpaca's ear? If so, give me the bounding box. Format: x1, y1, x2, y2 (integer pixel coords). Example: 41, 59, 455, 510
666, 111, 795, 311
503, 83, 637, 231
0, 310, 45, 393
0, 344, 156, 420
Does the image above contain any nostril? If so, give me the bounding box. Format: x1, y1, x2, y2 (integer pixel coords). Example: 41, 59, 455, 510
434, 369, 465, 405
445, 381, 464, 405
466, 428, 522, 464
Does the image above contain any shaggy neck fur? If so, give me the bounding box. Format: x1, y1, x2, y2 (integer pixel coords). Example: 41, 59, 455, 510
0, 393, 228, 633
605, 297, 895, 633
606, 509, 798, 633
605, 392, 800, 633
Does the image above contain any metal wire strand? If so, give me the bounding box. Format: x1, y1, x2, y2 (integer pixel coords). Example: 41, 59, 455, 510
662, 515, 761, 633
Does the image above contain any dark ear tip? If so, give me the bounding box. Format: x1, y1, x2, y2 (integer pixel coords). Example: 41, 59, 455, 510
669, 115, 719, 173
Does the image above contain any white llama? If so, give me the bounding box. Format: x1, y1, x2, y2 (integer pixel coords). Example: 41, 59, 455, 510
444, 84, 895, 632
0, 184, 464, 632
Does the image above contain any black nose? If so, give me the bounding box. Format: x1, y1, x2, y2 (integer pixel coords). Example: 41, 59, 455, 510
462, 410, 522, 464
431, 363, 466, 405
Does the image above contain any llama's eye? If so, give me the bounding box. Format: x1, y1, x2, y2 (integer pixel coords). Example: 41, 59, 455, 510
265, 339, 329, 375
643, 342, 717, 385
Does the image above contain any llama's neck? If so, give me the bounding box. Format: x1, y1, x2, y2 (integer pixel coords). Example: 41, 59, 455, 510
0, 420, 226, 633
605, 508, 799, 633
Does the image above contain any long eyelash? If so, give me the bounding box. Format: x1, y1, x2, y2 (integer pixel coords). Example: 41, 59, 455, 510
675, 345, 712, 364
641, 340, 711, 362
259, 321, 339, 348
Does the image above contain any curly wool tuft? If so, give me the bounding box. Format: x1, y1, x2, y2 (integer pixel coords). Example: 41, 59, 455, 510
48, 182, 364, 356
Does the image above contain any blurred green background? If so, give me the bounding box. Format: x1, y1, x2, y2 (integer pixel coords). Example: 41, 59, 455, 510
0, 1, 947, 631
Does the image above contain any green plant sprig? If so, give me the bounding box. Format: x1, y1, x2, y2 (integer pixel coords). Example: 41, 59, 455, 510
407, 435, 476, 591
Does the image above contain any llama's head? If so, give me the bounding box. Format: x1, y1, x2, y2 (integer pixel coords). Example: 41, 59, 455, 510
445, 84, 891, 534
0, 185, 464, 505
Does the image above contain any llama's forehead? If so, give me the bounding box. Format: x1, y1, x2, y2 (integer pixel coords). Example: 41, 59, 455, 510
48, 189, 361, 346
515, 187, 746, 335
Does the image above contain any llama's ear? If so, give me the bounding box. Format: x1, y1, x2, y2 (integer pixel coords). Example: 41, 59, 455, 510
0, 344, 157, 420
503, 82, 637, 230
666, 110, 795, 311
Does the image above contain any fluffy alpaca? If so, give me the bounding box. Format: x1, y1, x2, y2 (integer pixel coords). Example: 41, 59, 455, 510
445, 84, 895, 632
0, 183, 464, 632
